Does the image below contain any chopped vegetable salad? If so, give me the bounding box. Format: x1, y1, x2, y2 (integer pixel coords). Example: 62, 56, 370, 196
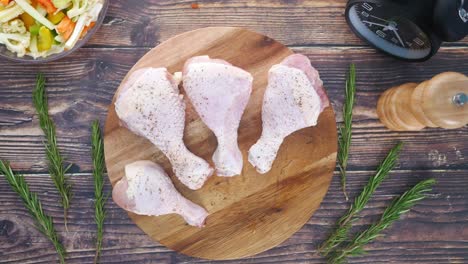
0, 0, 103, 58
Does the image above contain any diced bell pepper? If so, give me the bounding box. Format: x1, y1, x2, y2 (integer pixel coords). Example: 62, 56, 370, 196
20, 13, 36, 29
37, 26, 53, 51
29, 24, 41, 35
47, 10, 65, 24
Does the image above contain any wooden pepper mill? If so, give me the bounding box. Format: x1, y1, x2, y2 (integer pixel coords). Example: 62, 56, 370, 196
377, 72, 468, 131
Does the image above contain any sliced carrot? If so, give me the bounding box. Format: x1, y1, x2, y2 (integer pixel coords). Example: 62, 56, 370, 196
56, 16, 75, 40
37, 0, 57, 14
0, 0, 10, 6
80, 22, 95, 38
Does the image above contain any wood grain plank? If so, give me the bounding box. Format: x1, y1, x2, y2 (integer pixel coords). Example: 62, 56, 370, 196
84, 0, 468, 48
1, 36, 467, 263
0, 47, 466, 173
0, 170, 466, 263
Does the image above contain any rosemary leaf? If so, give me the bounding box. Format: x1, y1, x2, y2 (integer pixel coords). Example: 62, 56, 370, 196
328, 178, 436, 264
91, 120, 108, 264
0, 160, 67, 264
338, 64, 356, 201
32, 73, 73, 230
319, 142, 403, 255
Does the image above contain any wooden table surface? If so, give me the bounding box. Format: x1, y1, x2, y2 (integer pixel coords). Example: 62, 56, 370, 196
0, 1, 467, 263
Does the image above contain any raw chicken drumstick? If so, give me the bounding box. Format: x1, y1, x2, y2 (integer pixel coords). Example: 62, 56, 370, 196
182, 56, 253, 177
248, 54, 329, 174
115, 67, 213, 190
112, 161, 209, 227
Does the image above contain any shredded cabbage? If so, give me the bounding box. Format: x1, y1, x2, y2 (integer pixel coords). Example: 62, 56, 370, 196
67, 0, 88, 19
0, 0, 103, 58
0, 19, 30, 57
0, 2, 24, 23
64, 2, 102, 49
1, 18, 27, 34
36, 4, 47, 17
52, 0, 72, 10
14, 0, 55, 30
54, 34, 64, 43
27, 43, 64, 58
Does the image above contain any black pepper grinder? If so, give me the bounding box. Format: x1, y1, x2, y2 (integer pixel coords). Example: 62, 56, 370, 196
433, 0, 468, 41
345, 0, 468, 61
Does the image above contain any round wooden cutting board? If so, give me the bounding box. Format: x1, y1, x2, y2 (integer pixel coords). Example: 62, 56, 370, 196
104, 27, 337, 260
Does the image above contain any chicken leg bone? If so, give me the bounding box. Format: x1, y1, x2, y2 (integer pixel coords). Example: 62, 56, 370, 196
115, 67, 213, 190
248, 54, 329, 174
182, 56, 253, 177
112, 160, 209, 227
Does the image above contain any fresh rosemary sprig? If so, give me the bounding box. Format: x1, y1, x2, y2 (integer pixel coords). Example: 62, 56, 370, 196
32, 73, 73, 230
338, 64, 356, 201
319, 142, 403, 256
0, 160, 67, 263
91, 120, 108, 264
328, 178, 436, 264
